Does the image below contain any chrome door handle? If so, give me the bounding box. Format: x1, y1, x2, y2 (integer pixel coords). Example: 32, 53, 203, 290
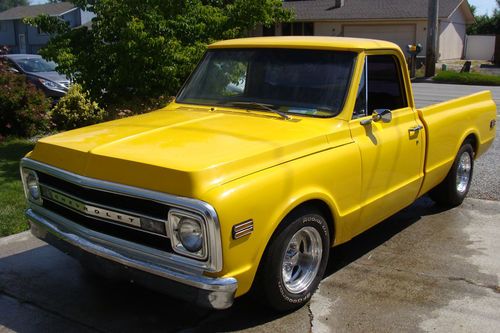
408, 125, 423, 133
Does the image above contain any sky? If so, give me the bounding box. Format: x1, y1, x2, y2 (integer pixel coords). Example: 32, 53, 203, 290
29, 0, 499, 16
469, 0, 497, 15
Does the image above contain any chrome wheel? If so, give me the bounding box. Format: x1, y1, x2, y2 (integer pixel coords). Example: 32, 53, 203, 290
456, 151, 472, 194
281, 226, 323, 294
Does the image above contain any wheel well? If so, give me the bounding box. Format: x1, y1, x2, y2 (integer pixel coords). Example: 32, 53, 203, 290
272, 199, 335, 245
464, 134, 478, 157
288, 200, 335, 240
251, 199, 336, 292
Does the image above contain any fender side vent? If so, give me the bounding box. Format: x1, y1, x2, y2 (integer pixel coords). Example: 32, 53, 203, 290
232, 220, 254, 240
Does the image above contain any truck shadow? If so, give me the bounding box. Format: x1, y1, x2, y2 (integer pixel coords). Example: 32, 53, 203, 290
192, 196, 450, 332
0, 197, 449, 333
324, 196, 448, 278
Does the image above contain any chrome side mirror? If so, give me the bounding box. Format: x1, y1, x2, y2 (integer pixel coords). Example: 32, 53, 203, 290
361, 109, 392, 126
373, 109, 392, 123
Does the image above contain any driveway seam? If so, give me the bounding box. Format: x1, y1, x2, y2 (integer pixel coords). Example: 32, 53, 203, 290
307, 302, 314, 333
353, 262, 499, 294
447, 277, 500, 294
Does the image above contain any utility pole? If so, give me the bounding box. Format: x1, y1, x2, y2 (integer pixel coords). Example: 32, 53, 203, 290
425, 0, 439, 77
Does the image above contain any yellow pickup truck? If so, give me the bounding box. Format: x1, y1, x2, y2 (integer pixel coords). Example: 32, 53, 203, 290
21, 37, 496, 311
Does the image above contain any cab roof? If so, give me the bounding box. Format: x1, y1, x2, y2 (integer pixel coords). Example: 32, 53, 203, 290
209, 36, 401, 52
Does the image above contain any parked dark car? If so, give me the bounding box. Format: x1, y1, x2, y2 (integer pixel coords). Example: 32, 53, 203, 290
1, 54, 70, 98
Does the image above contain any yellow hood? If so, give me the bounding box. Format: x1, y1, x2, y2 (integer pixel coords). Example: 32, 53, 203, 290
30, 104, 348, 197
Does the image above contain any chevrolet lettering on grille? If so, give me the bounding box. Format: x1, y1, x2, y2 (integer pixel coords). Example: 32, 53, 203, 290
42, 187, 141, 227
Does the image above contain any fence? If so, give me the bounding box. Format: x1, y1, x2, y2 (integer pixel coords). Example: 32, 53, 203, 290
465, 35, 496, 61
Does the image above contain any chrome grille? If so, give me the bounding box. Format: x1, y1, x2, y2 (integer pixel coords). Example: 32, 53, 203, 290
37, 171, 169, 219
36, 171, 173, 253
21, 158, 224, 272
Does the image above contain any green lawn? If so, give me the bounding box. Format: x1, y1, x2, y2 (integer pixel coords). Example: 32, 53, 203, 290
433, 71, 500, 86
0, 138, 35, 237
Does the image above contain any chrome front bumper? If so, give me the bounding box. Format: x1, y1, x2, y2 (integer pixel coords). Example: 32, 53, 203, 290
27, 207, 237, 310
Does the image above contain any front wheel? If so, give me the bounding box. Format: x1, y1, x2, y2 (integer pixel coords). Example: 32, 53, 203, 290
429, 143, 474, 207
255, 210, 330, 312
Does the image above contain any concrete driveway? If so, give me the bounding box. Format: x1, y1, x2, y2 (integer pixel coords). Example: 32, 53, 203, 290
1, 82, 499, 332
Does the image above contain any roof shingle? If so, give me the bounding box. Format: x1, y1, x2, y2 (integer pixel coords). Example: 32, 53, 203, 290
284, 0, 469, 21
0, 2, 76, 21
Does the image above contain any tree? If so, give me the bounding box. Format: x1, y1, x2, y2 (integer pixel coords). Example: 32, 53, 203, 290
467, 0, 500, 35
25, 0, 292, 108
0, 0, 29, 12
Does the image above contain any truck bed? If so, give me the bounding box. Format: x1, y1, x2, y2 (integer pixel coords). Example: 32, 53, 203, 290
417, 91, 497, 196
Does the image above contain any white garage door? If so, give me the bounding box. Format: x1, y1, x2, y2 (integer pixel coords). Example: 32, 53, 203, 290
343, 25, 416, 52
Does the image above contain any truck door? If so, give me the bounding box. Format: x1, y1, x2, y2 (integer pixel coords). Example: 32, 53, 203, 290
349, 53, 425, 234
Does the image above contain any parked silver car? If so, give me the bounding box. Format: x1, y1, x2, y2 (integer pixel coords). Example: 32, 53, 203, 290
1, 54, 70, 98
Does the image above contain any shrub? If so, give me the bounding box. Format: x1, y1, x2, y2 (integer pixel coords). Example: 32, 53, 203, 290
433, 71, 500, 86
26, 0, 292, 106
50, 84, 105, 130
0, 71, 52, 137
106, 95, 173, 120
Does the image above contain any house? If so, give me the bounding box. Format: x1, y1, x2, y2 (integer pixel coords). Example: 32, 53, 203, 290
0, 2, 95, 54
255, 0, 475, 60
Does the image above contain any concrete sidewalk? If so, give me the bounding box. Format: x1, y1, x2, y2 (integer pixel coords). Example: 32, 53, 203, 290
1, 198, 499, 332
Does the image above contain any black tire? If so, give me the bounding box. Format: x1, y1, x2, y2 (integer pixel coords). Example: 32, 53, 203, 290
429, 143, 474, 207
254, 209, 330, 312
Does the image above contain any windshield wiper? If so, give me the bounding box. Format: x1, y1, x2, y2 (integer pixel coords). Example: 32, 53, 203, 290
226, 101, 291, 120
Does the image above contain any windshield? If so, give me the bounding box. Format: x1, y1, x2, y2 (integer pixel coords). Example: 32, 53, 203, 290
14, 57, 57, 73
177, 49, 357, 117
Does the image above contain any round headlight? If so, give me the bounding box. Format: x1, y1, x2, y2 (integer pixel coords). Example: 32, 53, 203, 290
26, 171, 41, 201
178, 217, 203, 253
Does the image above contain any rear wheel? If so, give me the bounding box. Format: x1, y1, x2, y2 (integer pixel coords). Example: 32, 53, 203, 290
429, 143, 474, 207
255, 209, 330, 312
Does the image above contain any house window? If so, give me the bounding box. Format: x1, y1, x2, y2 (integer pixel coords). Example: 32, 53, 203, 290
37, 28, 48, 36
281, 22, 314, 36
292, 22, 303, 35
0, 22, 4, 32
304, 22, 314, 35
282, 23, 292, 36
263, 25, 276, 36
